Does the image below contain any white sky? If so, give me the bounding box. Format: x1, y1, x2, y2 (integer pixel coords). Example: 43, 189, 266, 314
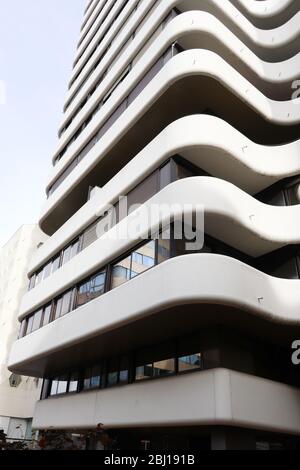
0, 0, 84, 248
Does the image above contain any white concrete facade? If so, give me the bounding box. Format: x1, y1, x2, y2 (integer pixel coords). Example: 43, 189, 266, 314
8, 1, 300, 450
0, 225, 47, 439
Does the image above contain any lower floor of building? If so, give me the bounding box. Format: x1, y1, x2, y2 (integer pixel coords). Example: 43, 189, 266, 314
58, 426, 300, 450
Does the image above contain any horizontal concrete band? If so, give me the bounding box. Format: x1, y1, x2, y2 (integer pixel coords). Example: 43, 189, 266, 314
32, 368, 300, 435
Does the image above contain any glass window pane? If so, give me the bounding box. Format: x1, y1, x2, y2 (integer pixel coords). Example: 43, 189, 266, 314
70, 239, 80, 259
68, 372, 79, 393
81, 220, 99, 250
178, 353, 202, 373
90, 271, 106, 301
54, 297, 63, 320
157, 228, 171, 264
57, 375, 68, 394
19, 320, 27, 338
77, 280, 91, 307
84, 366, 101, 390
60, 290, 73, 317
42, 304, 52, 326
153, 358, 175, 377
54, 290, 73, 320
286, 183, 300, 206
107, 359, 119, 388
270, 257, 299, 279
111, 255, 132, 289
28, 275, 36, 290
42, 262, 52, 280
52, 255, 61, 273
135, 365, 153, 381
175, 161, 196, 180
31, 309, 43, 332
62, 245, 72, 265
119, 357, 129, 385
26, 316, 34, 335
50, 380, 58, 396
131, 241, 155, 278
159, 161, 172, 190
127, 171, 159, 211
35, 270, 43, 286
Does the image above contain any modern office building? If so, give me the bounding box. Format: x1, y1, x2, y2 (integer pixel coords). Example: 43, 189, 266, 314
0, 225, 46, 441
8, 0, 300, 450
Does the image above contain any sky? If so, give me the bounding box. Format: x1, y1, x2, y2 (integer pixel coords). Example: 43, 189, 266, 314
0, 0, 84, 248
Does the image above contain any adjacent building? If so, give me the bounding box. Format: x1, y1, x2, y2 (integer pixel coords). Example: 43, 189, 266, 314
8, 0, 300, 450
0, 225, 46, 441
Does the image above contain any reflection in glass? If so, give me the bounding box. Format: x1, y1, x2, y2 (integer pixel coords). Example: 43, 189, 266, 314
57, 376, 68, 394
111, 255, 132, 289
84, 366, 101, 390
68, 372, 79, 393
135, 365, 153, 381
153, 358, 175, 377
178, 353, 202, 373
119, 357, 129, 385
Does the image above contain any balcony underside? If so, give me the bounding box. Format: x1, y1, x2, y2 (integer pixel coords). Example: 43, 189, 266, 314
9, 253, 300, 378
41, 72, 300, 234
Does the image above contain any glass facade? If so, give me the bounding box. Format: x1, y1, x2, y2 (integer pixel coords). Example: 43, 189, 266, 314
42, 334, 204, 399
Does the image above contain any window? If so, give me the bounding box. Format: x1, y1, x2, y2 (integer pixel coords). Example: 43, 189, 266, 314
159, 161, 172, 190
50, 375, 69, 395
90, 271, 106, 300
153, 358, 175, 377
131, 241, 155, 275
51, 255, 61, 273
50, 379, 59, 396
28, 275, 36, 291
26, 315, 34, 335
77, 279, 91, 307
31, 309, 43, 332
42, 304, 52, 327
102, 65, 131, 104
135, 343, 176, 381
119, 356, 129, 385
62, 245, 72, 266
83, 365, 101, 390
35, 270, 43, 286
178, 353, 202, 373
178, 337, 203, 373
157, 229, 171, 264
82, 220, 99, 250
111, 255, 132, 289
106, 358, 120, 388
127, 171, 159, 212
68, 372, 79, 393
57, 375, 68, 394
55, 290, 74, 319
111, 241, 155, 289
135, 363, 153, 381
19, 320, 27, 338
70, 239, 80, 259
270, 257, 299, 280
286, 182, 300, 206
77, 270, 106, 307
42, 262, 52, 280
